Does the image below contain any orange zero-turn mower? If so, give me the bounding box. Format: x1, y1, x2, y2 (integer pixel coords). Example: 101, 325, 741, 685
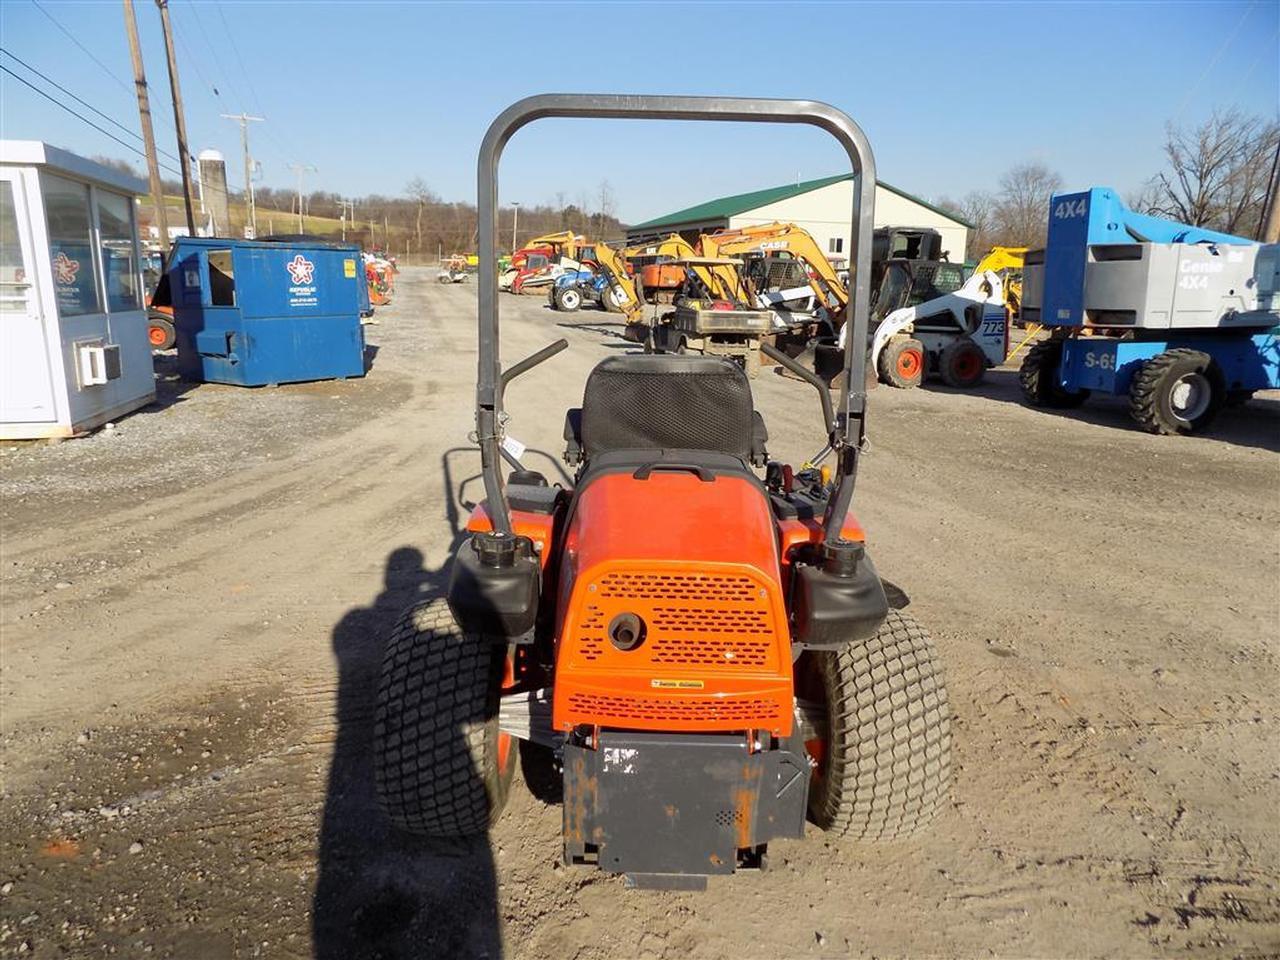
373, 95, 952, 890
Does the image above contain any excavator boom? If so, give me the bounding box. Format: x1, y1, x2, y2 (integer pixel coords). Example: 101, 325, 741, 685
702, 222, 849, 324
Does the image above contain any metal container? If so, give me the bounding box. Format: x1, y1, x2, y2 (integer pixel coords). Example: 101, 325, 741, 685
168, 237, 368, 386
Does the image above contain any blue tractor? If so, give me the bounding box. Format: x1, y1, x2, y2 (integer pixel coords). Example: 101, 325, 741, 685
1019, 187, 1279, 434
548, 266, 605, 312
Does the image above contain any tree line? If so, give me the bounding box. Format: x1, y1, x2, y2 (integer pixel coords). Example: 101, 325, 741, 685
937, 107, 1278, 260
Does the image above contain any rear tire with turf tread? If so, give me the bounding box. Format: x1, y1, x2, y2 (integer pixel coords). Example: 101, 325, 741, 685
374, 598, 516, 837
1128, 347, 1223, 435
805, 609, 952, 841
1019, 338, 1088, 408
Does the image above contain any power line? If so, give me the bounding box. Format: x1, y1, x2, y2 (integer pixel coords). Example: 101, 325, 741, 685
214, 0, 263, 117
186, 0, 249, 112
30, 0, 131, 94
0, 47, 183, 165
0, 63, 184, 179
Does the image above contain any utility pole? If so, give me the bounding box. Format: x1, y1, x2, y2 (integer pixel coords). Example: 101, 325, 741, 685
288, 162, 316, 232
154, 0, 195, 235
338, 199, 355, 241
221, 112, 263, 237
122, 0, 168, 243
511, 201, 520, 253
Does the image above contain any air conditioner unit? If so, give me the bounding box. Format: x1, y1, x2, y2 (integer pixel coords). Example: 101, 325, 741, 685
76, 343, 122, 387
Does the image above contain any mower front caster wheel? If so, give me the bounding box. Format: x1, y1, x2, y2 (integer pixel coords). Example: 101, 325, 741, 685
374, 599, 516, 837
802, 610, 952, 841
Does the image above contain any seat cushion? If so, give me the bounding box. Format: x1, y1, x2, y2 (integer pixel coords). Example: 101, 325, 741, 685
580, 354, 755, 460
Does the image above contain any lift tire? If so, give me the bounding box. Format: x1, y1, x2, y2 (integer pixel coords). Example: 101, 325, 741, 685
1019, 339, 1089, 408
1129, 348, 1224, 435
374, 598, 516, 837
147, 314, 176, 351
878, 338, 925, 389
554, 286, 582, 312
803, 610, 952, 841
939, 339, 986, 388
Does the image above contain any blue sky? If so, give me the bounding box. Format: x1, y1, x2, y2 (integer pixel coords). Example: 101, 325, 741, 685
2, 0, 1277, 222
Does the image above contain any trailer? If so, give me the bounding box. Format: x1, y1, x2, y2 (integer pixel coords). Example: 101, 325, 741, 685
0, 142, 155, 439
1020, 187, 1279, 434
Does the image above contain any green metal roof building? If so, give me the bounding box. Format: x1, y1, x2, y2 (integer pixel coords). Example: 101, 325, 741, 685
626, 173, 972, 264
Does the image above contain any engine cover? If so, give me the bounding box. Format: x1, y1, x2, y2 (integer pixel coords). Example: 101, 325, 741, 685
553, 464, 793, 736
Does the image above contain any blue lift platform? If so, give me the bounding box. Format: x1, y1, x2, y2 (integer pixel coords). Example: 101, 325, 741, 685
168, 237, 369, 386
1019, 187, 1279, 434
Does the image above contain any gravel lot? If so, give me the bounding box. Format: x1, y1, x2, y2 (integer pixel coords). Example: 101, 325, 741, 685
2, 266, 1278, 959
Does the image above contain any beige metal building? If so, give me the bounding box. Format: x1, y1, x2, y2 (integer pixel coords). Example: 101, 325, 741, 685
627, 174, 971, 264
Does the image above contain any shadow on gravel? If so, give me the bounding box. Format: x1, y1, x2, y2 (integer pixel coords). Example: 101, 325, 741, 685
931, 368, 1280, 453
313, 544, 502, 960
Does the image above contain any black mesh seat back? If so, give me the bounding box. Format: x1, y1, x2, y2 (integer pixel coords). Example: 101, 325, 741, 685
581, 354, 755, 460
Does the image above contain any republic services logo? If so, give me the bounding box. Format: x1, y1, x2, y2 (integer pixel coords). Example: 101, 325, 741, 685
286, 254, 315, 285
53, 252, 80, 285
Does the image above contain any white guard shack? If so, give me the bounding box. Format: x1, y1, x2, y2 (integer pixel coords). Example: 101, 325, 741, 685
627, 174, 972, 266
1, 142, 155, 439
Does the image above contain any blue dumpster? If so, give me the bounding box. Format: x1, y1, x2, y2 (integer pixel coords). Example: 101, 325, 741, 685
168, 237, 369, 386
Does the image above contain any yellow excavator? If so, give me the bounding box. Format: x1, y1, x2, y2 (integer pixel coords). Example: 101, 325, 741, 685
626, 233, 743, 304
700, 222, 849, 330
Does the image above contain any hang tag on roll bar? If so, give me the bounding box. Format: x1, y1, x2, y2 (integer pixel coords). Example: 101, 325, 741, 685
502, 434, 527, 463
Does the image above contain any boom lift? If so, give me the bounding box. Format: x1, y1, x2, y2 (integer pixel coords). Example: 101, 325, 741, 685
373, 95, 952, 889
1018, 187, 1279, 434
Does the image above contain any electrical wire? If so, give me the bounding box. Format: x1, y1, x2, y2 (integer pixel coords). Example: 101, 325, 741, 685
1, 63, 184, 179
214, 0, 262, 117
0, 47, 183, 165
185, 0, 249, 113
29, 0, 131, 94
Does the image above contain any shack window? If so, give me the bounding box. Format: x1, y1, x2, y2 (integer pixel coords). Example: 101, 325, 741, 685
42, 174, 101, 316
828, 237, 844, 254
207, 249, 236, 306
0, 182, 28, 315
97, 190, 141, 311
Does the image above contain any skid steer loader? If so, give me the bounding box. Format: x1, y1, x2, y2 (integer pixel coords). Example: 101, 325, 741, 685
374, 95, 953, 890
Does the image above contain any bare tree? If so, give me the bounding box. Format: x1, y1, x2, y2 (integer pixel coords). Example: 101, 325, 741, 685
991, 162, 1062, 247
938, 190, 996, 259
1139, 108, 1280, 236
405, 177, 438, 255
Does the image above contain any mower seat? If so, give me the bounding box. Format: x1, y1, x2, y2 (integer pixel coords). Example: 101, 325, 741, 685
563, 354, 767, 465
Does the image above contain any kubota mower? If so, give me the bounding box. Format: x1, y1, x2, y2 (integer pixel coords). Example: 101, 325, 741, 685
374, 95, 952, 890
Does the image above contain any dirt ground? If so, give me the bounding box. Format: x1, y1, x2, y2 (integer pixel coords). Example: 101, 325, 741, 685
2, 266, 1278, 959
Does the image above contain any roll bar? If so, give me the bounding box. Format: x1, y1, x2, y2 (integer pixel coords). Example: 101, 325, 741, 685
477, 94, 877, 539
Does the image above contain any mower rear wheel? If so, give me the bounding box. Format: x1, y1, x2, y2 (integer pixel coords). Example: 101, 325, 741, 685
939, 339, 986, 388
803, 610, 951, 841
374, 599, 516, 837
878, 338, 925, 389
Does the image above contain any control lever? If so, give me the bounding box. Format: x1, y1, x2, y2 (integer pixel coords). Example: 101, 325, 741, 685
501, 338, 569, 399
